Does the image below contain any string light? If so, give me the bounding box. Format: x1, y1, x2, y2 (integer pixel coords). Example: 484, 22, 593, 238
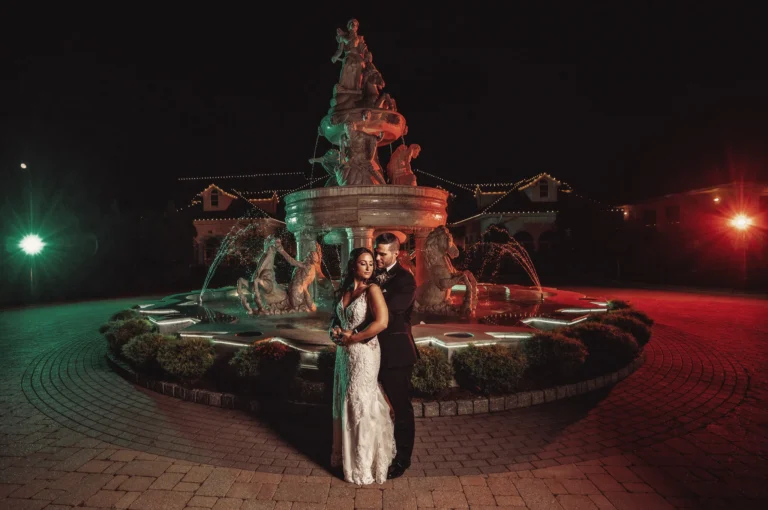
413, 169, 476, 192
178, 172, 306, 181
231, 189, 279, 220
278, 177, 326, 198
234, 189, 292, 195
193, 217, 285, 223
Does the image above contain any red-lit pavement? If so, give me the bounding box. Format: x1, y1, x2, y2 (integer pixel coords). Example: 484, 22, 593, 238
1, 288, 766, 509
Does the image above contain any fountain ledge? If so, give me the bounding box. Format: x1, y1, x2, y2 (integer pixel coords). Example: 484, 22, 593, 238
105, 349, 645, 417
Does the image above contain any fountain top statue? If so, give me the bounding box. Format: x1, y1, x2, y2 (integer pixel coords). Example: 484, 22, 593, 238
318, 19, 409, 187
287, 18, 449, 289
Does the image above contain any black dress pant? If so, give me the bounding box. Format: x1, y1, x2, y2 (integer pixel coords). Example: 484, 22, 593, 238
378, 364, 415, 464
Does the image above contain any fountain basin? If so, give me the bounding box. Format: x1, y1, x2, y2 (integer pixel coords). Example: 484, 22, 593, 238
284, 185, 449, 233
319, 108, 406, 146
138, 284, 609, 364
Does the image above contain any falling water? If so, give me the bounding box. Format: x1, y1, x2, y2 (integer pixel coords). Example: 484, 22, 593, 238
309, 131, 321, 180
462, 225, 543, 298
199, 219, 266, 304
197, 192, 285, 304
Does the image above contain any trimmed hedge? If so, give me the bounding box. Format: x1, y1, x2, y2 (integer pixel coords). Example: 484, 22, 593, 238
230, 340, 301, 397
103, 318, 155, 355
411, 346, 453, 397
110, 309, 141, 322
122, 332, 174, 370
452, 344, 527, 395
563, 322, 638, 376
594, 313, 652, 347
614, 308, 654, 327
520, 331, 587, 385
607, 299, 631, 311
157, 337, 215, 385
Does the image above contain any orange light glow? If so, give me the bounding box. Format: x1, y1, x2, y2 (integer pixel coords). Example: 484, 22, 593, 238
713, 197, 720, 203
729, 214, 752, 230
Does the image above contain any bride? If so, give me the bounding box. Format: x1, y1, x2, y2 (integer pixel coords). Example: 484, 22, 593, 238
329, 247, 396, 484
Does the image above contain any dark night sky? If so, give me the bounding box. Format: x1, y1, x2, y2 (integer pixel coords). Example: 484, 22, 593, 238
2, 3, 766, 214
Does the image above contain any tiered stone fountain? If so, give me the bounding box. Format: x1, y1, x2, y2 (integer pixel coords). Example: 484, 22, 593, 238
287, 17, 448, 290
136, 19, 609, 363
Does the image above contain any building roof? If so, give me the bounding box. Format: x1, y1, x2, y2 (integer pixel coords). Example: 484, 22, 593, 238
447, 173, 618, 226
176, 197, 281, 223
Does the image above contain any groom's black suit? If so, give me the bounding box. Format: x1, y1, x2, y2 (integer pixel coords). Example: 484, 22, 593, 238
375, 262, 418, 466
330, 262, 418, 466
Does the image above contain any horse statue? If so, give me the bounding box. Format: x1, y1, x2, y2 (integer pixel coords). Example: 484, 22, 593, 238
414, 226, 478, 317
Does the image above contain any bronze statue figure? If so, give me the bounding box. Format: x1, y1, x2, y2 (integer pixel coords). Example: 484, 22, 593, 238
331, 19, 367, 93
309, 149, 351, 186
387, 144, 420, 185
236, 236, 290, 315
275, 239, 318, 313
343, 122, 386, 185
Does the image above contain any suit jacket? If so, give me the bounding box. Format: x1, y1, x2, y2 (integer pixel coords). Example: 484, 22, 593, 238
329, 262, 419, 369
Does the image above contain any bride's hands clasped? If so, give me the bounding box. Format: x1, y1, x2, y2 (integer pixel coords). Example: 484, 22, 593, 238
331, 326, 354, 346
339, 329, 355, 346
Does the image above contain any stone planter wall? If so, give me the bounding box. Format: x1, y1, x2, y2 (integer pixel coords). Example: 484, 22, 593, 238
107, 351, 644, 418
414, 355, 645, 417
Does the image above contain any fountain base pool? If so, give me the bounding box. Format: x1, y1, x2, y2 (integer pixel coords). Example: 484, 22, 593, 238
137, 284, 609, 365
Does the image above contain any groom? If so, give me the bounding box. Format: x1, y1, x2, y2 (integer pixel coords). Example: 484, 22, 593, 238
372, 232, 419, 479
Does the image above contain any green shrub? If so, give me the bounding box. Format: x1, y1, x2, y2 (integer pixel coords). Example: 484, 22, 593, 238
104, 318, 155, 355
411, 346, 453, 397
520, 332, 587, 385
110, 309, 141, 322
563, 322, 638, 376
157, 337, 215, 385
607, 299, 631, 311
452, 344, 527, 395
317, 346, 337, 386
122, 333, 173, 370
98, 322, 113, 334
597, 313, 652, 347
613, 309, 654, 328
289, 378, 326, 403
230, 340, 300, 396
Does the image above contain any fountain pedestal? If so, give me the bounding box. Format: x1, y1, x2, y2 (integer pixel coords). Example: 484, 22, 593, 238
284, 185, 448, 284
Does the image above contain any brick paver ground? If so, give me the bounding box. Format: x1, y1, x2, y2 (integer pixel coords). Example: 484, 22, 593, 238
1, 288, 766, 509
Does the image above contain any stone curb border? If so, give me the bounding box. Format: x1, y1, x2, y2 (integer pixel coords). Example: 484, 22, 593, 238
414, 354, 645, 418
106, 350, 645, 417
106, 353, 264, 414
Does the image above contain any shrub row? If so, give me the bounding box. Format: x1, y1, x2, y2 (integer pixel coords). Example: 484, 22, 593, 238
103, 303, 652, 402
410, 305, 653, 397
101, 312, 215, 385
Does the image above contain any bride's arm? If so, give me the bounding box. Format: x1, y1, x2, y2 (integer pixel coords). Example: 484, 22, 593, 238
343, 285, 388, 345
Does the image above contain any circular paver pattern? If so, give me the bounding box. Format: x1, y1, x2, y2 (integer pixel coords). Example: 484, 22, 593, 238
3, 289, 767, 508
12, 292, 754, 477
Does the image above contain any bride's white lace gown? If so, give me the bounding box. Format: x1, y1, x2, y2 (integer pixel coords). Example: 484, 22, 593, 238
331, 291, 396, 485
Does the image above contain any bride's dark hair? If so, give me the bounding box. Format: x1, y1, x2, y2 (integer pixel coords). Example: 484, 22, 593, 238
334, 247, 375, 307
